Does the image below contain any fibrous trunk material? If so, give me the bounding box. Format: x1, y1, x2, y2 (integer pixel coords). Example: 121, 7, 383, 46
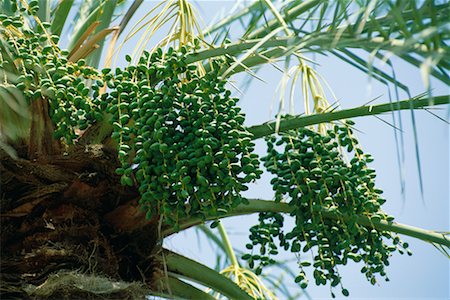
0, 145, 161, 299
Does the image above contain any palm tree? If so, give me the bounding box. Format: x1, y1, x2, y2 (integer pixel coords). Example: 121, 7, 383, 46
1, 0, 448, 299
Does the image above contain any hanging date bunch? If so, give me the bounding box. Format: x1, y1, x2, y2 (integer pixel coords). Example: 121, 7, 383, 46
107, 47, 262, 230
0, 3, 104, 143
247, 121, 411, 297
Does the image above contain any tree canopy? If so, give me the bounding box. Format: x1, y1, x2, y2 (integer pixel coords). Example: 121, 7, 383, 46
0, 0, 449, 299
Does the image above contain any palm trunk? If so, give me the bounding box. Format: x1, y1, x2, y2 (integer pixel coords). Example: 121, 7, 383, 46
0, 146, 161, 299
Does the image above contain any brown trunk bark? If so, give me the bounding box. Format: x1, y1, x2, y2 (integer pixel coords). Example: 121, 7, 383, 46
27, 98, 61, 160
0, 146, 161, 299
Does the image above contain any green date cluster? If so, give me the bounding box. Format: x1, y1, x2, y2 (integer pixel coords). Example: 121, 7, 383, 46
242, 212, 284, 276
0, 11, 104, 143
107, 48, 262, 229
244, 122, 410, 297
2, 5, 262, 229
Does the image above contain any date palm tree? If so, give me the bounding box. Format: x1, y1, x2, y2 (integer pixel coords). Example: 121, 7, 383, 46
1, 0, 448, 299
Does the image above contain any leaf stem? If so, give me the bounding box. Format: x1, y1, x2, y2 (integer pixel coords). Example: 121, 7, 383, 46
164, 199, 450, 248
247, 95, 450, 139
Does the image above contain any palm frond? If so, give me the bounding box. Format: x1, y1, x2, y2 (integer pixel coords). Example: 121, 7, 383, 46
152, 275, 216, 300
200, 0, 448, 89
161, 249, 254, 300
50, 0, 74, 36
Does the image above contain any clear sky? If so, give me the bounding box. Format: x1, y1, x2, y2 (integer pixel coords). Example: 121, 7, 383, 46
83, 1, 449, 299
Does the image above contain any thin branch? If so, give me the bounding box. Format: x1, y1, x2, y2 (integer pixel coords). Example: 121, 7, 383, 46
217, 221, 239, 267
